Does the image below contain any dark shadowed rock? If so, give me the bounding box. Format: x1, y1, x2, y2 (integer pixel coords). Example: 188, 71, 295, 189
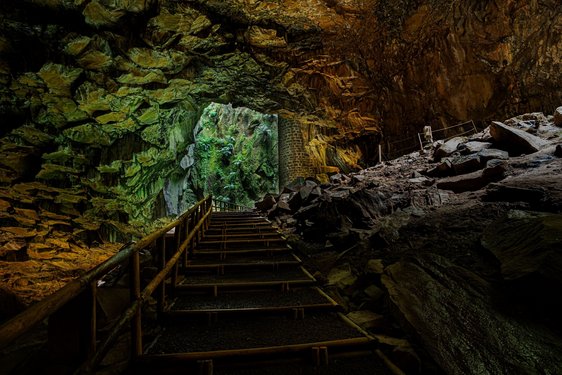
255, 194, 276, 211
477, 148, 509, 162
555, 145, 562, 157
382, 254, 562, 375
490, 121, 549, 155
482, 211, 562, 282
451, 154, 481, 175
425, 159, 453, 177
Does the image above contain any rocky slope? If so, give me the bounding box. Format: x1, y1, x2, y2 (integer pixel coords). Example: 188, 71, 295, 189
261, 110, 562, 374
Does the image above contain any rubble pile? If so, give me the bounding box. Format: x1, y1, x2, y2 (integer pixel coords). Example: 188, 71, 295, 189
256, 108, 562, 374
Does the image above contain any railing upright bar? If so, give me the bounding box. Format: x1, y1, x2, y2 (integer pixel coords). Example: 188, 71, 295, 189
130, 251, 142, 358
156, 236, 166, 319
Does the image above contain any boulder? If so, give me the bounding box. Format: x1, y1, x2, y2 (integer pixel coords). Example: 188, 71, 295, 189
553, 106, 562, 127
433, 137, 466, 160
477, 148, 509, 162
457, 141, 492, 154
482, 211, 562, 283
364, 285, 384, 301
489, 121, 549, 155
346, 310, 385, 330
382, 254, 562, 375
327, 263, 357, 289
255, 194, 276, 211
436, 159, 506, 193
365, 259, 385, 274
451, 154, 482, 175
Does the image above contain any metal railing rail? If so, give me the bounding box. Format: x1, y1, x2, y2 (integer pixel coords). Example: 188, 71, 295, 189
0, 195, 213, 373
212, 198, 254, 212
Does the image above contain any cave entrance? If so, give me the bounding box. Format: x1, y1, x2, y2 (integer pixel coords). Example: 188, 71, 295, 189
192, 103, 279, 207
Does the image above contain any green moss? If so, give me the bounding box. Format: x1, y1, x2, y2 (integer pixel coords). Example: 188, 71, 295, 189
191, 103, 278, 207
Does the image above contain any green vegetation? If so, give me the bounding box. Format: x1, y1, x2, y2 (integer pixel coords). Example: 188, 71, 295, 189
192, 103, 278, 207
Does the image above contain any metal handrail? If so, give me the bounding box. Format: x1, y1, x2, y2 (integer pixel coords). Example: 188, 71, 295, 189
0, 195, 214, 373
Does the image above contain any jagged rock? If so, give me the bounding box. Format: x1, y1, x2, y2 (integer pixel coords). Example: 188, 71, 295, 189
37, 63, 83, 97
327, 263, 357, 289
363, 285, 384, 302
436, 159, 506, 193
346, 310, 385, 330
457, 141, 492, 154
365, 259, 385, 274
77, 50, 113, 71
382, 254, 562, 375
490, 121, 549, 155
553, 107, 562, 127
451, 154, 481, 175
256, 194, 276, 211
63, 124, 112, 146
433, 137, 466, 161
425, 159, 452, 177
482, 211, 562, 283
117, 70, 167, 85
128, 48, 190, 73
477, 148, 509, 162
83, 0, 126, 28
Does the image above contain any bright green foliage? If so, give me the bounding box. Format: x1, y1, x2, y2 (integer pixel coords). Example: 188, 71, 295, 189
192, 103, 278, 207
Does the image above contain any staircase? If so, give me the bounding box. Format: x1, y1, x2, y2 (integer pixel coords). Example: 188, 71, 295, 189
137, 211, 393, 374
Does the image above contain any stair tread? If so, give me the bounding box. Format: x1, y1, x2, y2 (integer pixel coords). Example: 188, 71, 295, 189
187, 254, 299, 266
180, 268, 313, 285
169, 288, 333, 311
147, 313, 365, 355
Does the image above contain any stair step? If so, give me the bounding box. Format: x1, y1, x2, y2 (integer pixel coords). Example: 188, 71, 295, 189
143, 313, 373, 360
203, 232, 282, 240
198, 238, 286, 249
192, 246, 292, 258
186, 253, 301, 270
166, 287, 340, 316
176, 267, 315, 292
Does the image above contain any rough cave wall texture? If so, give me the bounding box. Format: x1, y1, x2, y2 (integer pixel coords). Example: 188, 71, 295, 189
0, 0, 560, 234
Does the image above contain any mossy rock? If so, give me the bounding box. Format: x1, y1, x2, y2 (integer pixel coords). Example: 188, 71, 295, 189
127, 48, 190, 73
75, 83, 113, 115
11, 126, 53, 147
36, 164, 80, 180
117, 70, 167, 86
102, 118, 140, 139
64, 36, 92, 57
37, 63, 83, 97
97, 160, 122, 174
77, 50, 113, 71
83, 0, 125, 28
95, 111, 127, 124
63, 124, 112, 146
138, 107, 159, 125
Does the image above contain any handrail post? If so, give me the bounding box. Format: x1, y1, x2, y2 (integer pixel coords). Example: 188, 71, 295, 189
156, 236, 166, 320
130, 251, 142, 359
89, 281, 97, 358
